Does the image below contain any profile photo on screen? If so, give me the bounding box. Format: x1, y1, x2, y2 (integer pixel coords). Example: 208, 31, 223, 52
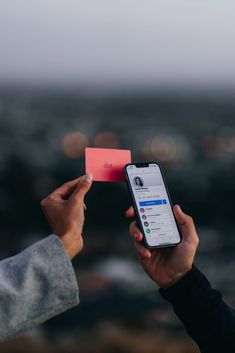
133, 176, 144, 187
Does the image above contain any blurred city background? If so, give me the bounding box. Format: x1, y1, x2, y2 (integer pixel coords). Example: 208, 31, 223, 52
1, 1, 235, 352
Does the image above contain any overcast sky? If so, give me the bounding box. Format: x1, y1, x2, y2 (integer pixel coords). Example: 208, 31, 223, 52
0, 1, 235, 88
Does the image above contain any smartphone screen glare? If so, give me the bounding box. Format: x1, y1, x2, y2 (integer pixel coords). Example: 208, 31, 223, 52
126, 163, 181, 248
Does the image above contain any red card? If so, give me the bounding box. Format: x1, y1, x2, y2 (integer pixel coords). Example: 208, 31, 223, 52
85, 147, 131, 182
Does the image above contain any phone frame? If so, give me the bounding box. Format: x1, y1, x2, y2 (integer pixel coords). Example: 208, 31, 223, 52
124, 162, 182, 249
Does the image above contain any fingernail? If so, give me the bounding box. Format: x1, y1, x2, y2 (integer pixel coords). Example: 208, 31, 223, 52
79, 175, 86, 182
135, 232, 142, 241
85, 173, 93, 182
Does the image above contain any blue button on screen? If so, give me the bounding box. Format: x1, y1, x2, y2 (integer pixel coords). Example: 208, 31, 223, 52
139, 199, 167, 207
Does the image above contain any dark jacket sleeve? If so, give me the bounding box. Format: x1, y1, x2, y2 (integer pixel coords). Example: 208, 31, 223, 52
159, 265, 235, 353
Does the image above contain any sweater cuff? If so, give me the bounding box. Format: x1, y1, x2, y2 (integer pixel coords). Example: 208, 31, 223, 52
159, 265, 211, 303
46, 234, 80, 309
0, 234, 80, 341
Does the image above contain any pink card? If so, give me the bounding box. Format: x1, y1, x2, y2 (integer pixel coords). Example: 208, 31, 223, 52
85, 147, 131, 182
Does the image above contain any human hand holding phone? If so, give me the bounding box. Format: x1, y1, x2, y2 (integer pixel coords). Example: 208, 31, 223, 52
126, 205, 199, 289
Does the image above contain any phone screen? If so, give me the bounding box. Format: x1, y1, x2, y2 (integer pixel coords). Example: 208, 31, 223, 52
125, 163, 181, 248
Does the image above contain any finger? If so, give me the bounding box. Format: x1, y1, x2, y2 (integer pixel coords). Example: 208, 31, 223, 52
173, 205, 196, 240
51, 177, 83, 200
126, 206, 135, 218
129, 221, 143, 242
134, 241, 152, 259
71, 173, 93, 203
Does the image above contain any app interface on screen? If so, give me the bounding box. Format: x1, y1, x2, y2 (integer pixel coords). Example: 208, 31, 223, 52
127, 164, 181, 247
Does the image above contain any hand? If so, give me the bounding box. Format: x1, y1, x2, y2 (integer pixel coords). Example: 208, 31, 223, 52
126, 205, 199, 289
41, 174, 93, 259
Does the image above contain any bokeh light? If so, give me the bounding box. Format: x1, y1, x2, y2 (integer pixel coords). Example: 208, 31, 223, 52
202, 128, 235, 158
202, 135, 224, 158
93, 131, 120, 149
62, 132, 89, 158
142, 135, 188, 162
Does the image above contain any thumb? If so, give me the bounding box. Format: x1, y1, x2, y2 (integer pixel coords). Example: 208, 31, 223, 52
173, 204, 196, 240
71, 173, 93, 202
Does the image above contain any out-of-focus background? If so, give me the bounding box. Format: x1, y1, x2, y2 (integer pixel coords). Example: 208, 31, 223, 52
1, 1, 235, 352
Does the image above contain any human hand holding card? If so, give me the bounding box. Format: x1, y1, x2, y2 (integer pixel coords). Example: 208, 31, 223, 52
85, 147, 131, 182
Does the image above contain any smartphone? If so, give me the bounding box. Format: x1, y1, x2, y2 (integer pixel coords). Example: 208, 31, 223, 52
124, 162, 181, 249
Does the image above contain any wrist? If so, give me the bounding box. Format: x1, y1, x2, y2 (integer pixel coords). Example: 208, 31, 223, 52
58, 232, 83, 260
159, 267, 193, 289
159, 266, 211, 304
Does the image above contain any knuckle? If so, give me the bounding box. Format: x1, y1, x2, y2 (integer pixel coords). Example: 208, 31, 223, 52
40, 198, 47, 207
72, 195, 84, 204
41, 194, 55, 207
187, 215, 194, 225
187, 215, 193, 222
74, 188, 85, 198
134, 241, 142, 252
129, 226, 133, 236
129, 222, 136, 235
78, 237, 84, 251
47, 194, 55, 201
134, 241, 139, 250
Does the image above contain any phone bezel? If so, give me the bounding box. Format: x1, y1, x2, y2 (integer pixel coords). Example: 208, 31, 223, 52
124, 162, 182, 249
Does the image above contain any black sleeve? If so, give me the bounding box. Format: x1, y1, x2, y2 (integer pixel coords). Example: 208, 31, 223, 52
159, 265, 235, 353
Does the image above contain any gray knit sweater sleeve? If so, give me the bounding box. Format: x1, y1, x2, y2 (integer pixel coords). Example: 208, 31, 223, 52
0, 234, 79, 341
